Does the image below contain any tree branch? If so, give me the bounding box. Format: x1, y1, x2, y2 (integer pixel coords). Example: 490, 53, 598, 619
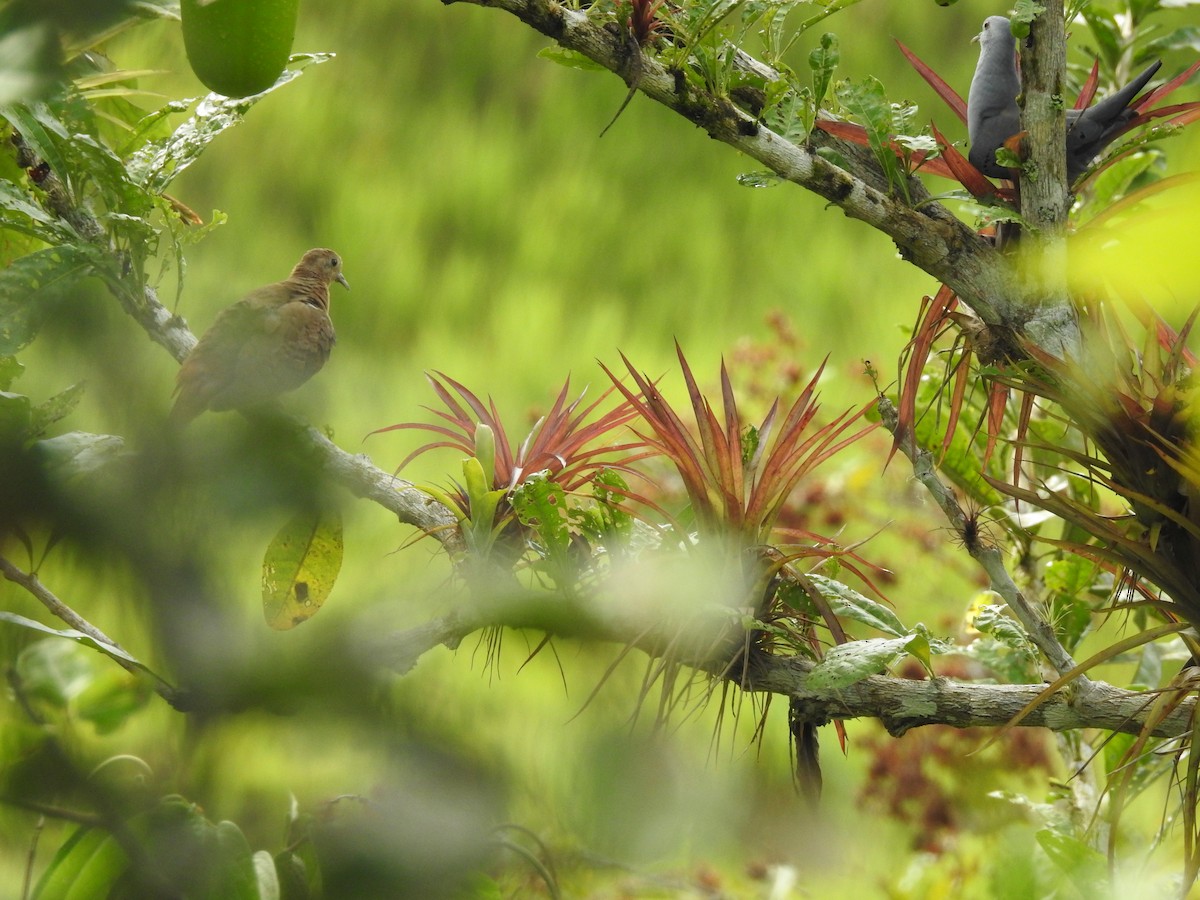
0, 554, 186, 708
370, 588, 1195, 739
1019, 2, 1072, 346
877, 396, 1078, 678
441, 0, 1078, 350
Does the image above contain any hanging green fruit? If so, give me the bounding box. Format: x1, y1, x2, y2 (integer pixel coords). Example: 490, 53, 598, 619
181, 0, 300, 98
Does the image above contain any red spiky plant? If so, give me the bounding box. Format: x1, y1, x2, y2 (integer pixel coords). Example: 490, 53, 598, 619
603, 344, 878, 550
602, 344, 886, 802
374, 372, 655, 566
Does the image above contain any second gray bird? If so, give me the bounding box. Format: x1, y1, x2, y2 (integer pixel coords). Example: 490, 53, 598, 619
967, 15, 1161, 183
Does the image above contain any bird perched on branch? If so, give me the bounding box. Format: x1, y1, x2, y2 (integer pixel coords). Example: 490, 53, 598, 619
967, 15, 1161, 183
170, 248, 349, 424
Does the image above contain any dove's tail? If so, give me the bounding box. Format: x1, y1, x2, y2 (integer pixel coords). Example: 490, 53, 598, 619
1087, 60, 1162, 121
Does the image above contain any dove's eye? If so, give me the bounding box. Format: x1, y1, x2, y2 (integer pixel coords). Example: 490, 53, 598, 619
330, 256, 339, 268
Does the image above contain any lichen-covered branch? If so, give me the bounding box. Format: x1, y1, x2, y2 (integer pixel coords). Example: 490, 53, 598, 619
371, 591, 1195, 739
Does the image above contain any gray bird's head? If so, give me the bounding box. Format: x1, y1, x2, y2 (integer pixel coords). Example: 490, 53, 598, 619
973, 15, 1013, 49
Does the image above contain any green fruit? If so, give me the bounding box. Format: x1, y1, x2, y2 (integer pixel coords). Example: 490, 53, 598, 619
181, 0, 299, 98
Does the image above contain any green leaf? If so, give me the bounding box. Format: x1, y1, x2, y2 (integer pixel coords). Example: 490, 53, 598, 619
0, 389, 32, 439
967, 601, 1040, 682
537, 46, 606, 72
972, 603, 1034, 652
262, 507, 344, 630
1075, 151, 1157, 225
736, 170, 783, 188
808, 32, 839, 110
1035, 827, 1107, 893
0, 179, 63, 240
74, 668, 153, 735
805, 635, 914, 691
463, 873, 505, 899
0, 102, 71, 181
1142, 24, 1200, 56
207, 820, 259, 900
128, 53, 335, 193
904, 626, 936, 674
58, 833, 128, 895
1082, 9, 1121, 70
33, 430, 126, 477
0, 22, 63, 105
27, 381, 84, 437
591, 469, 633, 543
30, 825, 108, 900
0, 355, 23, 390
805, 574, 906, 636
0, 612, 162, 678
0, 245, 93, 355
15, 637, 95, 710
834, 75, 909, 199
253, 850, 281, 900
763, 86, 814, 142
473, 422, 496, 485
512, 473, 571, 558
1043, 556, 1096, 597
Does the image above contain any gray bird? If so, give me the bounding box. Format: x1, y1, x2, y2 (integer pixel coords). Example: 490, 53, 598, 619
967, 15, 1161, 183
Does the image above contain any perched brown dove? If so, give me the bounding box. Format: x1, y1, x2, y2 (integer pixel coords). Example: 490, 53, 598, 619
170, 248, 349, 424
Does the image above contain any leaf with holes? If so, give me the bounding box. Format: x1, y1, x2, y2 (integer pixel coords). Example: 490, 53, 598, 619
805, 574, 906, 636
805, 635, 916, 691
262, 508, 343, 630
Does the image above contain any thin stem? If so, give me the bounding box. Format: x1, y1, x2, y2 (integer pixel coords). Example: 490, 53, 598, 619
877, 396, 1079, 677
0, 554, 184, 707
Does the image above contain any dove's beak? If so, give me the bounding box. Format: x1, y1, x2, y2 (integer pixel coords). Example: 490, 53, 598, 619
336, 273, 350, 290
971, 32, 981, 43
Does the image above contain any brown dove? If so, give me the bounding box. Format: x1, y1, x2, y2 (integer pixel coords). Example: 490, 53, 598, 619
170, 248, 349, 424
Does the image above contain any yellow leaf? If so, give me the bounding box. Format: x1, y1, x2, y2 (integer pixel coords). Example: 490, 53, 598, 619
261, 508, 343, 630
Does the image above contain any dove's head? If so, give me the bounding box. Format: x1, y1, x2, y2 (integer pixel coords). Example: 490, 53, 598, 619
295, 248, 350, 291
973, 15, 1013, 49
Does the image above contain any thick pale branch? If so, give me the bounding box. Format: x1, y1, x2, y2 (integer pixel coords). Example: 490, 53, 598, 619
442, 0, 1069, 342
750, 656, 1192, 738
1022, 6, 1071, 231
373, 594, 1195, 739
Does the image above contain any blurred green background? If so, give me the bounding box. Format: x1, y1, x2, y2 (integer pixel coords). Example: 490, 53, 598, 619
3, 0, 1200, 895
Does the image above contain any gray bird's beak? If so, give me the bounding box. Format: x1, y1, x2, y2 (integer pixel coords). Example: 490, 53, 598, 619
336, 273, 350, 290
971, 32, 981, 43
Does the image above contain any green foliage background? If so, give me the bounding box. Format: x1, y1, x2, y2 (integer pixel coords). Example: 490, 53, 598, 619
3, 0, 1200, 895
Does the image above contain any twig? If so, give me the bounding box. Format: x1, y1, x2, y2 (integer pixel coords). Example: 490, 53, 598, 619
22, 814, 43, 900
0, 554, 186, 708
877, 396, 1078, 677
